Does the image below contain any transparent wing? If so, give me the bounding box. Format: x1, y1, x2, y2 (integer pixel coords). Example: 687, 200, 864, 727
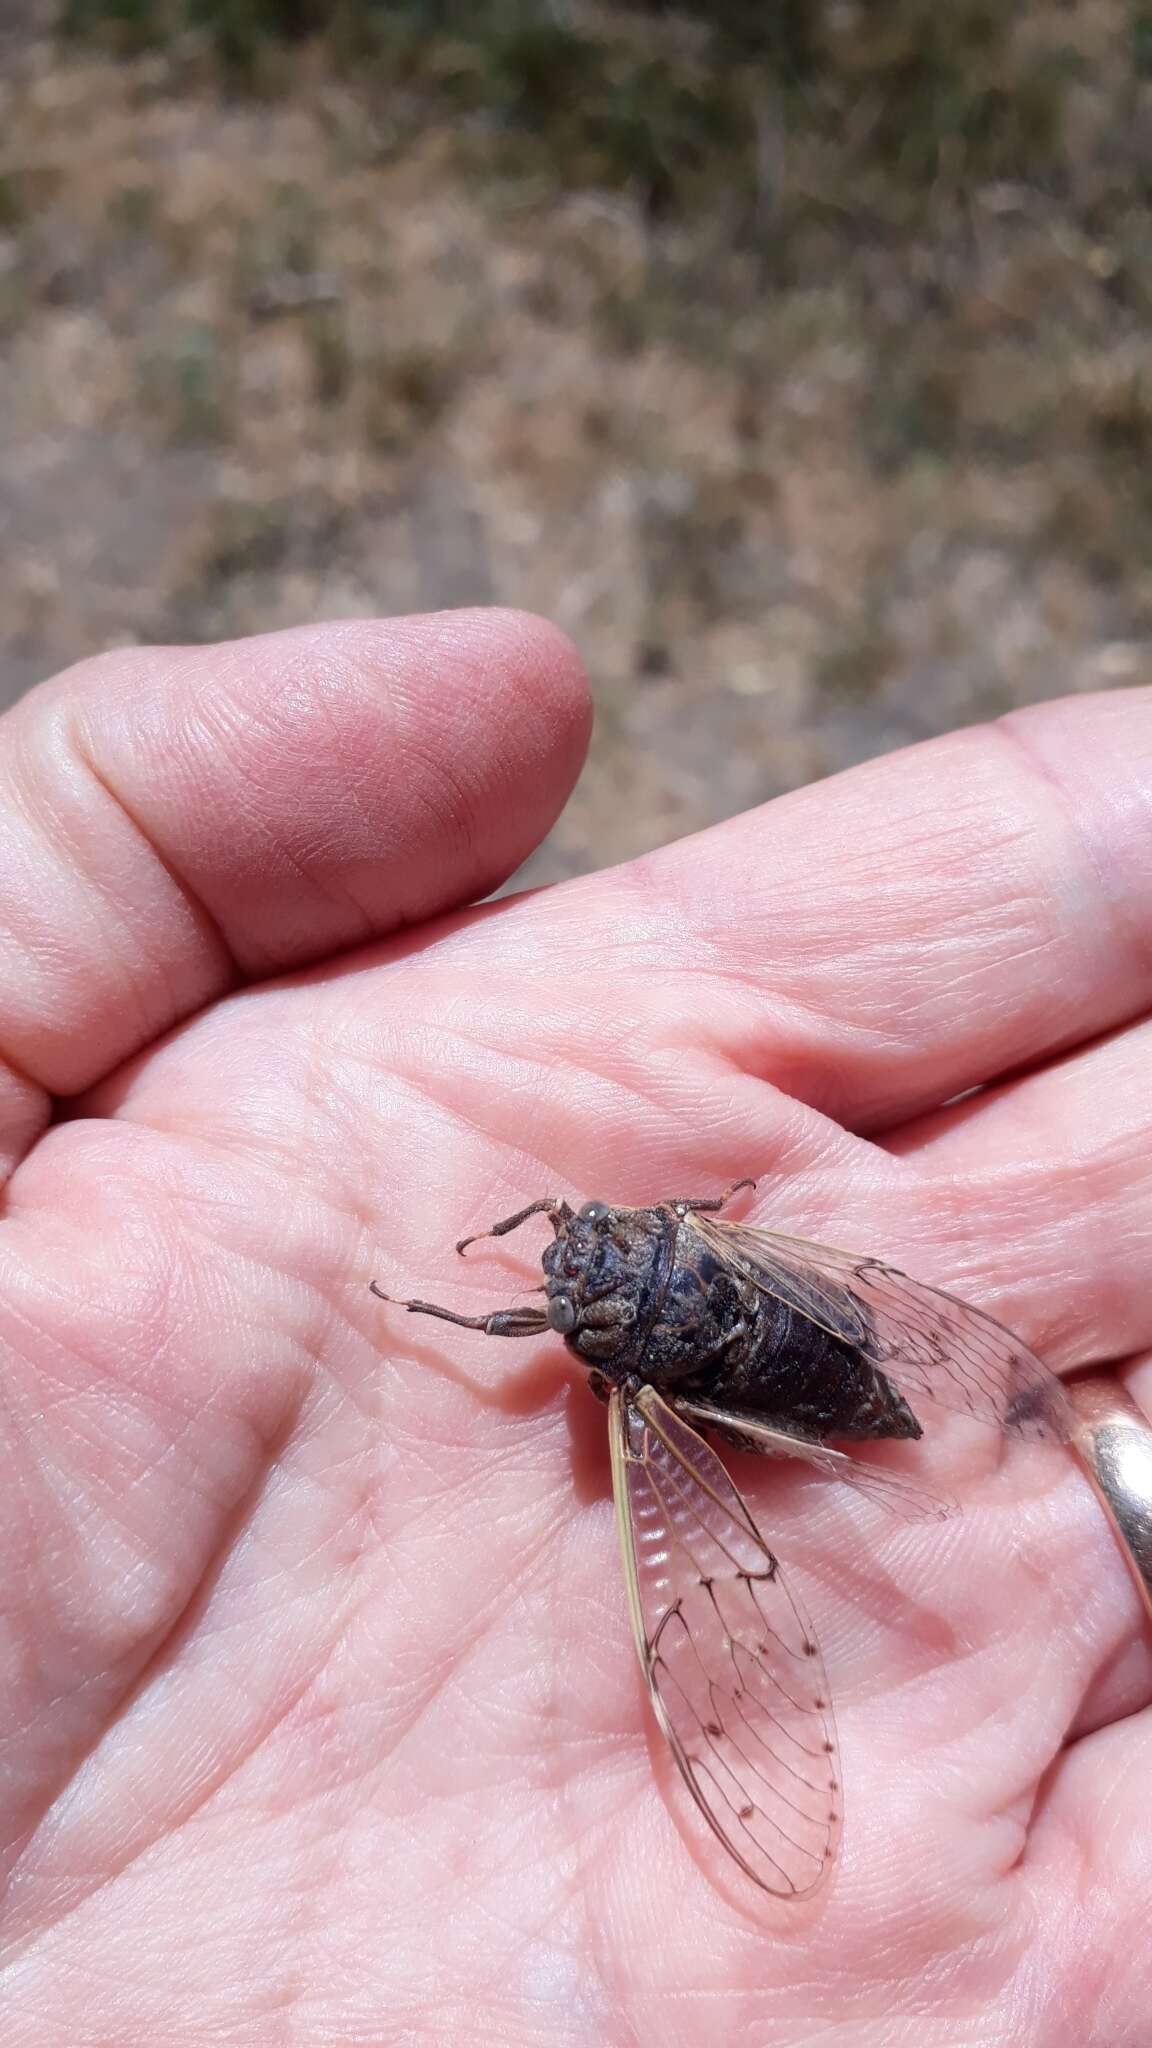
688, 1214, 1072, 1443
671, 1394, 953, 1521
609, 1383, 840, 1899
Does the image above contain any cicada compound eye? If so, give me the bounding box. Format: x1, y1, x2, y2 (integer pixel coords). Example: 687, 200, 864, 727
578, 1200, 611, 1225
547, 1293, 577, 1334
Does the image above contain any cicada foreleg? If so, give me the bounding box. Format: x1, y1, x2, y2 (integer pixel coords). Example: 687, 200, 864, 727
666, 1177, 757, 1216
456, 1196, 573, 1257
368, 1281, 548, 1338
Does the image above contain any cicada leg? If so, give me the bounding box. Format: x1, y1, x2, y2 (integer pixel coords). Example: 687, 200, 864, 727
456, 1197, 573, 1256
368, 1281, 548, 1338
666, 1177, 757, 1216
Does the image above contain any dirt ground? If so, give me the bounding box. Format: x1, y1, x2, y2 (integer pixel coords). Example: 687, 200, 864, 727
2, 5, 1150, 884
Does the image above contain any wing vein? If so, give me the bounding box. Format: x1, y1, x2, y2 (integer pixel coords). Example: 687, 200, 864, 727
608, 1385, 839, 1899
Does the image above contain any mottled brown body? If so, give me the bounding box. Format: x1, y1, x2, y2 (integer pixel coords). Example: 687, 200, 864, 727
542, 1199, 922, 1441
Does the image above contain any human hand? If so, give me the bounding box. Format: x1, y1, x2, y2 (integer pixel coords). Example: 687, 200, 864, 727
1, 613, 1150, 2046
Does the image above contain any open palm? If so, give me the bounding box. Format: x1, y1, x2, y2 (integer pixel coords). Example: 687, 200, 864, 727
1, 611, 1150, 2047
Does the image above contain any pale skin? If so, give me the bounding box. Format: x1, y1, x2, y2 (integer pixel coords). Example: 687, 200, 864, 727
0, 609, 1149, 2046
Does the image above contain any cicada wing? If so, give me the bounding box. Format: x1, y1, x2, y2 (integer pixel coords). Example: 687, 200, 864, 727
670, 1394, 953, 1522
608, 1383, 840, 1899
687, 1214, 1072, 1444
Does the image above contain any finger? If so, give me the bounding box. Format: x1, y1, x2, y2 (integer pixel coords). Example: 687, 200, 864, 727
1019, 1672, 1152, 2046
597, 686, 1152, 1130
886, 1017, 1152, 1375
0, 609, 588, 1160
1025, 1701, 1152, 1940
805, 1019, 1152, 1740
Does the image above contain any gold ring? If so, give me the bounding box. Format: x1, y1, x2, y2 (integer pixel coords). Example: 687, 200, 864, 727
1067, 1376, 1152, 1623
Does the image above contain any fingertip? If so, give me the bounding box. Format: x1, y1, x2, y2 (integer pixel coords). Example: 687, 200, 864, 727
73, 608, 592, 968
0, 609, 590, 1106
373, 606, 593, 862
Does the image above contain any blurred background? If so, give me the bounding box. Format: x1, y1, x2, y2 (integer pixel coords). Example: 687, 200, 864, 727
2, 1, 1149, 882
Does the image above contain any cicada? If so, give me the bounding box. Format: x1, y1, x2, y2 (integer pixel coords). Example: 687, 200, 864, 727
372, 1179, 1071, 1899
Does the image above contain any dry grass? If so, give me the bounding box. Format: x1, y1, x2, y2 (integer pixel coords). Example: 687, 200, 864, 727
2, 1, 1150, 880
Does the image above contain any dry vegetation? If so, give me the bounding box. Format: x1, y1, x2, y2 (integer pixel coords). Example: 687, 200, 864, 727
2, 1, 1151, 879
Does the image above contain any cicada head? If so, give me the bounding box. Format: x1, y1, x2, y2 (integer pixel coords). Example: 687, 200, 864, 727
540, 1199, 663, 1372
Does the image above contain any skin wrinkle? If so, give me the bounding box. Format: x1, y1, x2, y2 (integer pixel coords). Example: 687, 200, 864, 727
349, 1062, 578, 1233
368, 1439, 572, 1720
0, 1261, 336, 1859
0, 1268, 197, 1447
1, 1384, 310, 1930
370, 818, 1074, 1144
397, 737, 485, 877
644, 975, 921, 1134
366, 1400, 569, 1540
11, 727, 225, 1053
718, 946, 1047, 1091
609, 718, 1152, 1130
897, 1106, 1152, 1373
440, 1857, 584, 2013
374, 1022, 684, 1164
707, 880, 1047, 1014
632, 966, 882, 1117
370, 1512, 586, 1776
203, 692, 420, 915
360, 1466, 569, 1687
546, 1500, 601, 2017
361, 992, 859, 1194
5, 1504, 353, 1963
60, 739, 232, 1029
176, 693, 332, 906
18, 1294, 217, 1479
0, 1366, 195, 1614
995, 714, 1152, 982
14, 1117, 337, 1314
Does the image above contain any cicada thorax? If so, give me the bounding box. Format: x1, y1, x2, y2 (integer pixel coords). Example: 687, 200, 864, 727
547, 1204, 922, 1443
